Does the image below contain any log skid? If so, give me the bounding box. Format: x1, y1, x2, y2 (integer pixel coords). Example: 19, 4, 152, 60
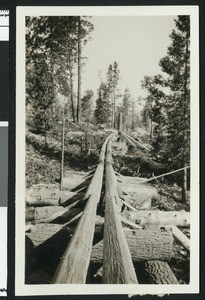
25, 133, 190, 285
103, 139, 138, 284
52, 133, 115, 284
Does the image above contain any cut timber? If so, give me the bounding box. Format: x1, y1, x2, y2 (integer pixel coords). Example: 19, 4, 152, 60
120, 180, 157, 210
35, 206, 66, 221
144, 261, 179, 284
122, 131, 151, 152
62, 171, 89, 191
26, 184, 59, 206
166, 225, 190, 252
59, 191, 83, 206
26, 224, 65, 246
126, 210, 190, 227
26, 223, 104, 247
121, 199, 138, 212
52, 133, 115, 284
121, 216, 142, 229
91, 228, 173, 264
103, 139, 138, 284
35, 207, 82, 224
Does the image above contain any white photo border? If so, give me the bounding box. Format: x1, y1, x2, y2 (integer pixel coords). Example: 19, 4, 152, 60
16, 5, 199, 296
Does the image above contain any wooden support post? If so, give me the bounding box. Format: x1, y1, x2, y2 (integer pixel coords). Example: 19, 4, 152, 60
52, 133, 115, 284
102, 139, 138, 284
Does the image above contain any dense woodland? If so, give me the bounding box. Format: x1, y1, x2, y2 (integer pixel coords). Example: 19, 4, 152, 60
26, 16, 190, 202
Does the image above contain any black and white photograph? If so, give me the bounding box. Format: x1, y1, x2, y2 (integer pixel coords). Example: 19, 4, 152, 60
16, 6, 199, 296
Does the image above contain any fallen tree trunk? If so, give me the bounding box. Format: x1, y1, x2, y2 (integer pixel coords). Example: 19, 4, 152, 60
143, 261, 179, 284
26, 224, 104, 247
166, 225, 190, 252
26, 184, 59, 206
103, 139, 138, 284
91, 228, 173, 263
125, 210, 190, 227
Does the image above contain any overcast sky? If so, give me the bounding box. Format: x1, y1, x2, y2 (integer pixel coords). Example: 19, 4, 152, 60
81, 15, 176, 108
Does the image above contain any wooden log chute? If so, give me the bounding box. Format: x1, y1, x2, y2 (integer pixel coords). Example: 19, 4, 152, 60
25, 132, 190, 285
52, 133, 115, 284
102, 138, 138, 284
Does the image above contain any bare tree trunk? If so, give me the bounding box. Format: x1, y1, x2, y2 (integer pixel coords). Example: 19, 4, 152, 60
69, 64, 77, 123
60, 108, 65, 193
77, 17, 82, 125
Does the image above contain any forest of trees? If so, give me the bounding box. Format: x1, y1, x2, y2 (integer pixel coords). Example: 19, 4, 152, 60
26, 16, 94, 134
26, 15, 190, 201
140, 16, 190, 201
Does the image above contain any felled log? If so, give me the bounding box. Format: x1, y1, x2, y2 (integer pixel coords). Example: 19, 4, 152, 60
26, 184, 59, 206
103, 139, 138, 284
120, 180, 157, 210
91, 228, 173, 264
143, 261, 179, 284
59, 191, 83, 206
52, 133, 114, 284
26, 223, 104, 247
34, 206, 66, 222
166, 225, 190, 252
126, 210, 190, 227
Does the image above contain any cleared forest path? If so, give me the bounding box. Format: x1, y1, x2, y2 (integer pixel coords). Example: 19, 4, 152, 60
25, 133, 190, 284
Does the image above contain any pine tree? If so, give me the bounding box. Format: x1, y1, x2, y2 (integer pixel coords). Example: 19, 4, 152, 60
122, 88, 131, 132
81, 89, 94, 123
106, 62, 120, 127
159, 16, 190, 202
94, 82, 111, 125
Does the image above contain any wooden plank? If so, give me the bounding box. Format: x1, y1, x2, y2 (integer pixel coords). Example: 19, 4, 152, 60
102, 139, 138, 284
52, 133, 115, 284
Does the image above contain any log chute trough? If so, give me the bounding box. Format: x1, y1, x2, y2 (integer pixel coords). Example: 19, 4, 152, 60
25, 132, 190, 285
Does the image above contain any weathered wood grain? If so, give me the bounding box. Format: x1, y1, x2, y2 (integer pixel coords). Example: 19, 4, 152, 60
103, 139, 138, 284
144, 261, 179, 284
91, 228, 173, 264
52, 133, 114, 284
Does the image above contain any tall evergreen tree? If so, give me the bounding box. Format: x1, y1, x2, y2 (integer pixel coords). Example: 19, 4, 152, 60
159, 16, 190, 201
94, 82, 111, 125
106, 62, 120, 127
122, 88, 131, 132
140, 16, 190, 202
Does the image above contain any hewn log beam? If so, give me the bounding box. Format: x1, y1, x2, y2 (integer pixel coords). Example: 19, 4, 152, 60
52, 133, 115, 284
102, 139, 138, 284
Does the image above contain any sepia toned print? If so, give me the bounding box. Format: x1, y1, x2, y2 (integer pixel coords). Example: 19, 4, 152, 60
16, 6, 199, 296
